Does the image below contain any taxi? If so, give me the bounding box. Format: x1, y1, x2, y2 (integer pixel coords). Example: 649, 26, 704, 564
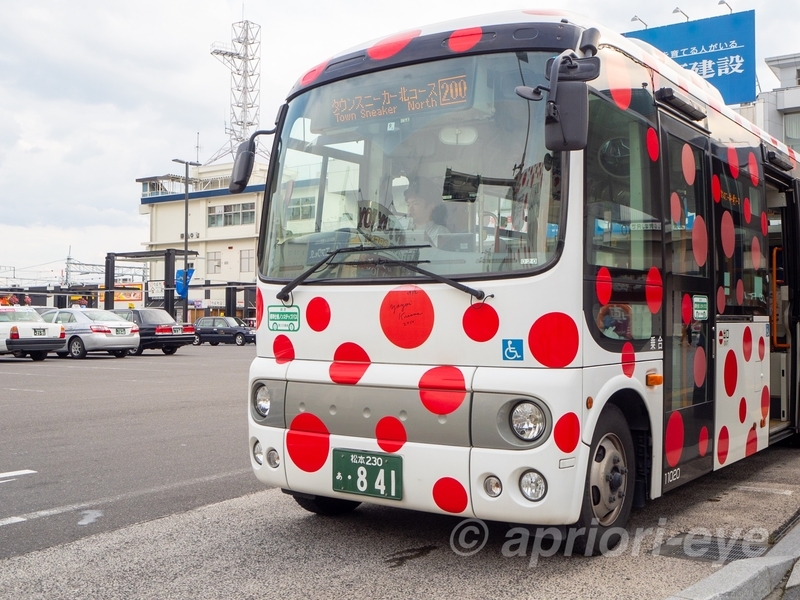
0, 306, 65, 361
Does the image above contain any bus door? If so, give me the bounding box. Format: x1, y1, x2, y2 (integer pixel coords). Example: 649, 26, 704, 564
764, 164, 800, 441
661, 115, 714, 492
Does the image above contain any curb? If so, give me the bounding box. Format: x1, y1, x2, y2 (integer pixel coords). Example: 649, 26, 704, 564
665, 522, 800, 600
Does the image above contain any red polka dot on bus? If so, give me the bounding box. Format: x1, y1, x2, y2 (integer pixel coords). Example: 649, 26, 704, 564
670, 192, 682, 224
751, 237, 761, 271
724, 350, 738, 397
743, 197, 751, 224
761, 212, 769, 237
692, 215, 708, 267
553, 412, 580, 453
746, 426, 758, 457
462, 303, 499, 342
739, 397, 747, 423
759, 336, 766, 361
273, 335, 295, 364
646, 267, 663, 313
375, 416, 407, 453
528, 312, 579, 368
300, 61, 328, 86
419, 366, 466, 415
742, 326, 752, 362
727, 147, 740, 179
711, 174, 721, 203
606, 52, 632, 110
717, 287, 726, 314
256, 287, 264, 329
681, 293, 692, 325
621, 342, 635, 378
646, 128, 659, 161
748, 151, 759, 186
693, 346, 706, 388
448, 27, 482, 52
681, 144, 696, 186
306, 297, 331, 332
367, 30, 420, 60
596, 267, 612, 306
761, 385, 770, 419
432, 477, 468, 513
717, 426, 730, 464
380, 285, 434, 349
286, 413, 330, 473
720, 210, 735, 258
736, 279, 744, 305
329, 342, 371, 385
698, 426, 709, 457
665, 411, 684, 468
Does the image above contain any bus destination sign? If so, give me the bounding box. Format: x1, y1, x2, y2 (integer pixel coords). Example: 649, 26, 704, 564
330, 73, 471, 125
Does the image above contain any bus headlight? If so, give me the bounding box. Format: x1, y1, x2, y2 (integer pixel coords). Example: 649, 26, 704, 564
254, 386, 271, 417
510, 401, 546, 441
519, 470, 547, 502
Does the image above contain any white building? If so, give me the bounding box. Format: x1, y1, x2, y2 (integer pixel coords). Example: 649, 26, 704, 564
136, 161, 268, 323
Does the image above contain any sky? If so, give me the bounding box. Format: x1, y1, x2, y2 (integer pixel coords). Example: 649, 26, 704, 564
0, 0, 797, 284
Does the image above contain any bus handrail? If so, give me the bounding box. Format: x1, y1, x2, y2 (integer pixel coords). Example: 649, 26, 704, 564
772, 246, 790, 349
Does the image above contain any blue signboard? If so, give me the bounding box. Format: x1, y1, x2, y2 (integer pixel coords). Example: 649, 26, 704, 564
624, 10, 756, 105
175, 268, 194, 298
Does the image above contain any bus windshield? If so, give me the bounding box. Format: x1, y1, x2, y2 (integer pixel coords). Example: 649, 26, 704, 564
261, 51, 564, 282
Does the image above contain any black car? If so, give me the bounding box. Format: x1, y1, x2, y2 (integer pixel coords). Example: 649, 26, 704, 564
111, 308, 195, 355
193, 316, 256, 346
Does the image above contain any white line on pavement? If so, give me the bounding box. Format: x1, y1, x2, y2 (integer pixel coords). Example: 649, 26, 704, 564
0, 470, 37, 479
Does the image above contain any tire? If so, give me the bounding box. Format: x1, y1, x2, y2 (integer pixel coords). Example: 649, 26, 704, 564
192, 335, 201, 346
69, 337, 87, 359
29, 351, 47, 361
234, 333, 246, 346
56, 352, 69, 358
111, 350, 127, 358
570, 404, 635, 556
210, 341, 220, 346
162, 346, 178, 355
292, 494, 361, 516
129, 342, 144, 357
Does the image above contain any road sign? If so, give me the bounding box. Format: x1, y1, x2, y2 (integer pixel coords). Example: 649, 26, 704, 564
175, 269, 195, 298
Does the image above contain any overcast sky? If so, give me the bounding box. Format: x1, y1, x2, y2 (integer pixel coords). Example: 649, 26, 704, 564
0, 0, 797, 283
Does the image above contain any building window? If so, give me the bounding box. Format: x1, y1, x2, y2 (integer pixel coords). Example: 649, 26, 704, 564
207, 251, 221, 274
208, 203, 255, 227
240, 249, 254, 274
288, 197, 316, 221
785, 113, 800, 153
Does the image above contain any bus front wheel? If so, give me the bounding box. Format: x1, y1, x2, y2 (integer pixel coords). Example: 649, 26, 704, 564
292, 494, 360, 516
571, 404, 635, 556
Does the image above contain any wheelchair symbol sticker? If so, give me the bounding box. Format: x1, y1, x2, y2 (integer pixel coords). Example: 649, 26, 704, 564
503, 339, 524, 361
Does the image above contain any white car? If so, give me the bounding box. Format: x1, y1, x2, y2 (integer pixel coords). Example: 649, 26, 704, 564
40, 308, 140, 358
0, 306, 66, 361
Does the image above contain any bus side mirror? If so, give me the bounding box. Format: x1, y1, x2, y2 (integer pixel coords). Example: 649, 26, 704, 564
545, 80, 589, 152
229, 140, 256, 194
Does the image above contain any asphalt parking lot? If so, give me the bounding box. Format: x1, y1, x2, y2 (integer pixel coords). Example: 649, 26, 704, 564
3, 345, 800, 598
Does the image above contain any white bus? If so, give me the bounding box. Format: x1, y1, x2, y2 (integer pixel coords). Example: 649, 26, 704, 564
230, 10, 800, 554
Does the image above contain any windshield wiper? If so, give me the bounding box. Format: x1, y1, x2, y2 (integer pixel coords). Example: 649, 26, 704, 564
276, 244, 485, 301
275, 244, 430, 301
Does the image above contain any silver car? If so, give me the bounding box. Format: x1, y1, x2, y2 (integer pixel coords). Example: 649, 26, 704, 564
41, 308, 140, 358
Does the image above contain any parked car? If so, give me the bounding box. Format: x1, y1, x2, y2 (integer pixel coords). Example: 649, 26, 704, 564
111, 308, 194, 355
0, 306, 65, 361
40, 308, 139, 358
193, 316, 255, 346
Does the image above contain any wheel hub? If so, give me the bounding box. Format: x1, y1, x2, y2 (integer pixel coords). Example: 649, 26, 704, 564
589, 433, 628, 525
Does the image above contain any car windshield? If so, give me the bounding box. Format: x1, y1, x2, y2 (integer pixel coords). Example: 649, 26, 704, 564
261, 51, 563, 283
232, 317, 248, 327
0, 308, 44, 322
139, 309, 175, 325
81, 310, 129, 322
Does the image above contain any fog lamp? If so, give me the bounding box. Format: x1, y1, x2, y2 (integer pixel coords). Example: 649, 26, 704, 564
483, 476, 502, 498
519, 470, 547, 502
253, 441, 264, 465
266, 448, 280, 469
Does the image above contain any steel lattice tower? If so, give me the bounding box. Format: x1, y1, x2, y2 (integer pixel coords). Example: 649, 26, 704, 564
207, 20, 263, 164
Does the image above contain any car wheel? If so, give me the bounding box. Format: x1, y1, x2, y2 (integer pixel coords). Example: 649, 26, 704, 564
128, 342, 144, 357
292, 495, 361, 516
192, 335, 201, 346
111, 350, 127, 358
235, 333, 246, 346
210, 341, 220, 346
69, 337, 87, 359
29, 351, 47, 361
570, 404, 635, 556
12, 350, 26, 358
162, 346, 178, 355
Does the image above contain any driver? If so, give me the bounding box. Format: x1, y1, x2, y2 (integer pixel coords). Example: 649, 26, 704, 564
404, 178, 450, 246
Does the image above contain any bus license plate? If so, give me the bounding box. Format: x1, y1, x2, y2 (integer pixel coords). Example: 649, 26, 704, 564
332, 449, 402, 500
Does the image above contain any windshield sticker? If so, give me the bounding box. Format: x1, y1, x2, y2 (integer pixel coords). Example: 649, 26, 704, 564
268, 305, 301, 332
